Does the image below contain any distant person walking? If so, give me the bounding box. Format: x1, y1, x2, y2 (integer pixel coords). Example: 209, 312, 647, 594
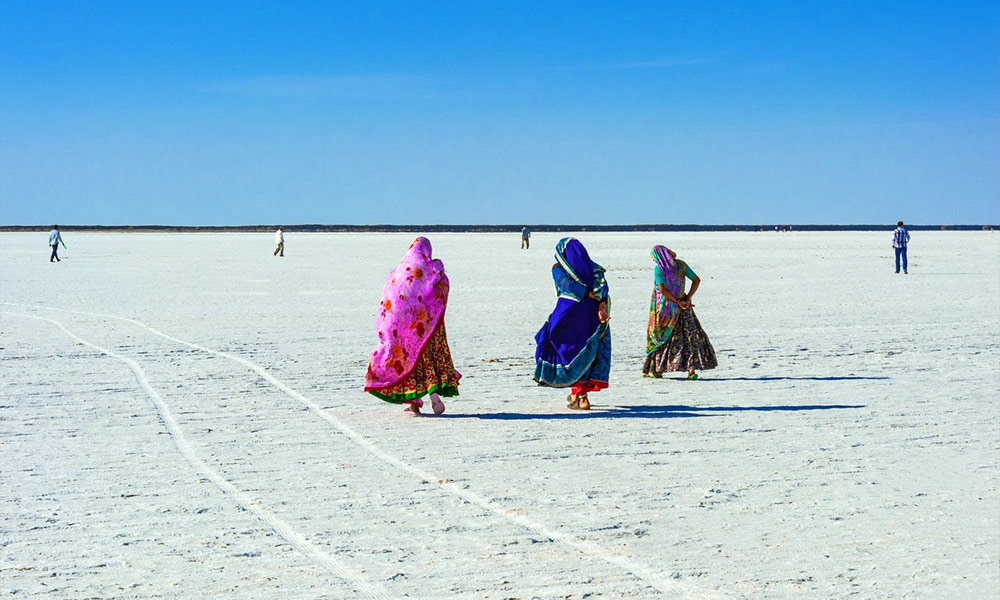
893, 221, 910, 274
534, 238, 611, 410
273, 227, 284, 257
643, 245, 717, 380
521, 226, 531, 249
48, 225, 64, 262
364, 237, 460, 415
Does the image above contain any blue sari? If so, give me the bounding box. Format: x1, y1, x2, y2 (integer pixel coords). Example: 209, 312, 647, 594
533, 238, 612, 392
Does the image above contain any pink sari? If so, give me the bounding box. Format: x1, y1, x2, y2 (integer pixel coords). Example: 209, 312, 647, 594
364, 237, 453, 392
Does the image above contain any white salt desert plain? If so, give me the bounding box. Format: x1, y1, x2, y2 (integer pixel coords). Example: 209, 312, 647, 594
1, 231, 998, 600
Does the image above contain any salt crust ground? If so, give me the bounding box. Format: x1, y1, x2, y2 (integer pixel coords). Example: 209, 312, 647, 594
1, 231, 998, 599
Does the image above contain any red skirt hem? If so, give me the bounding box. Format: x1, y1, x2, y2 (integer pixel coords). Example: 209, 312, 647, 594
571, 380, 609, 395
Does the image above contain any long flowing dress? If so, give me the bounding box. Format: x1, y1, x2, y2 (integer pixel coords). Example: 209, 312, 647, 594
643, 246, 718, 376
364, 237, 461, 404
534, 238, 612, 395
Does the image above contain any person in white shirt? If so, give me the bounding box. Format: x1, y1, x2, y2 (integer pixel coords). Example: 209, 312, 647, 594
48, 225, 64, 262
273, 227, 284, 257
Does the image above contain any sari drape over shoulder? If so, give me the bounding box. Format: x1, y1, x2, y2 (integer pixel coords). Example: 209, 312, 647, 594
534, 238, 612, 391
365, 237, 460, 397
647, 245, 689, 355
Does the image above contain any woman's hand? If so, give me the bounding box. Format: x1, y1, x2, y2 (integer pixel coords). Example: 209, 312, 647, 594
598, 302, 611, 323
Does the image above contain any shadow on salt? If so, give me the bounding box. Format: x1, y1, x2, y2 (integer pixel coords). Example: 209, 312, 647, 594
445, 403, 865, 420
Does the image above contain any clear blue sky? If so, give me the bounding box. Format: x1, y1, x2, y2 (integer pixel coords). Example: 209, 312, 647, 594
2, 1, 997, 225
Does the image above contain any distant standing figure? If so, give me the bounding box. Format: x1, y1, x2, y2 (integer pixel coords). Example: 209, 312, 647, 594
521, 226, 531, 249
534, 238, 611, 410
274, 227, 284, 257
48, 225, 64, 262
893, 220, 910, 274
364, 237, 460, 415
643, 245, 717, 380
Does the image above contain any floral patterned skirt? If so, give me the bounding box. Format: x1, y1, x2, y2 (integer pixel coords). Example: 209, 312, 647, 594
368, 323, 461, 403
642, 308, 718, 376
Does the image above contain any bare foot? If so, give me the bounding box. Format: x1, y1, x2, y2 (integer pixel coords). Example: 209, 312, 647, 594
578, 394, 591, 410
431, 393, 446, 415
403, 402, 421, 415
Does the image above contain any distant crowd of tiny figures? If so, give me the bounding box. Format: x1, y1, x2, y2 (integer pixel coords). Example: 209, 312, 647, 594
42, 221, 917, 415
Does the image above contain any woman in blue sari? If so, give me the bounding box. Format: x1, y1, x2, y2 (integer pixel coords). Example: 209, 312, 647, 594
534, 238, 611, 410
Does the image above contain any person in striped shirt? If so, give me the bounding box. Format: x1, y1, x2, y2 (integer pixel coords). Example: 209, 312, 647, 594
893, 220, 910, 274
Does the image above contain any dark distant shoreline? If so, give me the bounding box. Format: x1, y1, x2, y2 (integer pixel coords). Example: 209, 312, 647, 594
1, 224, 995, 233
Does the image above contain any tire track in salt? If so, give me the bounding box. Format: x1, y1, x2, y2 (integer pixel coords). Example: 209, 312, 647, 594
3, 310, 387, 600
4, 303, 716, 599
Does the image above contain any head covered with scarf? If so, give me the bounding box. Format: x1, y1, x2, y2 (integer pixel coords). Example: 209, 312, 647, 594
651, 245, 682, 296
554, 237, 608, 301
365, 237, 450, 391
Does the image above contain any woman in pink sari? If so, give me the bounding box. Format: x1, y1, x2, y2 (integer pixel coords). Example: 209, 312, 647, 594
364, 237, 461, 414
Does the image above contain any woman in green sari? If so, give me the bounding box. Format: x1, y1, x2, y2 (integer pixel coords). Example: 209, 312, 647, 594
643, 245, 717, 379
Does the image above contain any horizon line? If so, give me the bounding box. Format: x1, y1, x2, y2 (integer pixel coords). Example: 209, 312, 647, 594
2, 223, 996, 232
